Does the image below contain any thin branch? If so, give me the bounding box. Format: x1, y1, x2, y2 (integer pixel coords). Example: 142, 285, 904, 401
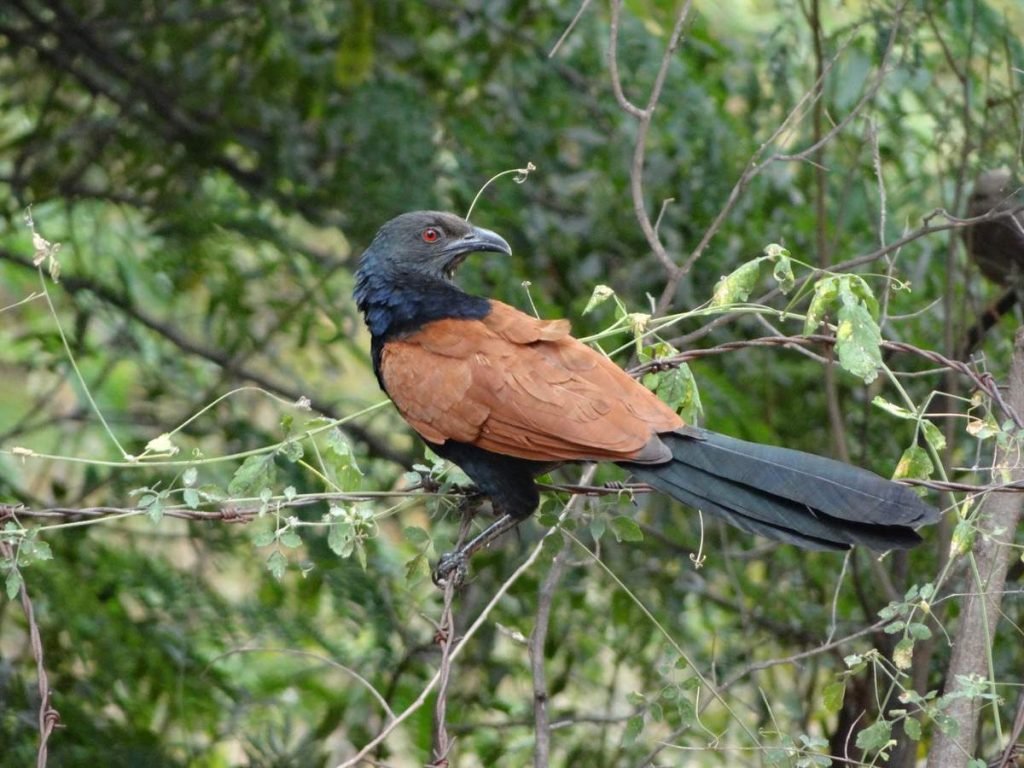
531, 538, 573, 767
608, 0, 693, 282
0, 541, 59, 768
548, 0, 594, 59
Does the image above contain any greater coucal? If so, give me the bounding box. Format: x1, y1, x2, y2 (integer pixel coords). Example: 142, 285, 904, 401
960, 169, 1024, 356
964, 169, 1024, 287
354, 211, 938, 584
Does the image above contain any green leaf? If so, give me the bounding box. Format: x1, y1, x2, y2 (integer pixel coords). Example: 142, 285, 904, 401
146, 494, 164, 524
197, 484, 226, 502
710, 258, 762, 307
405, 553, 428, 581
903, 717, 921, 741
933, 712, 959, 737
845, 275, 880, 317
324, 429, 364, 489
804, 276, 840, 334
920, 420, 946, 452
622, 714, 645, 746
182, 466, 198, 487
228, 454, 278, 496
822, 680, 846, 713
768, 245, 795, 293
279, 530, 302, 549
328, 521, 353, 557
835, 299, 883, 383
6, 568, 22, 600
871, 396, 914, 420
610, 516, 644, 543
281, 439, 304, 463
183, 487, 200, 509
950, 517, 976, 556
252, 531, 276, 548
20, 536, 52, 564
652, 363, 703, 423
893, 445, 933, 482
908, 622, 932, 640
266, 550, 288, 580
855, 718, 892, 752
404, 526, 431, 546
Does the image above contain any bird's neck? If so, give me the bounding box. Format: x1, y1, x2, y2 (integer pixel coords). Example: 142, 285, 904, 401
354, 269, 491, 341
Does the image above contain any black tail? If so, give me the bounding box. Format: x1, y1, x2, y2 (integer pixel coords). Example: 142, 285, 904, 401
625, 428, 939, 551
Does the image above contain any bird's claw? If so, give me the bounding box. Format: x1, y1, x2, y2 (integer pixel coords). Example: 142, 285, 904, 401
432, 550, 468, 589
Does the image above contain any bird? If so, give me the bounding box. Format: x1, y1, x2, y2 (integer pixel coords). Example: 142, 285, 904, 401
963, 169, 1024, 287
354, 211, 939, 584
959, 169, 1024, 356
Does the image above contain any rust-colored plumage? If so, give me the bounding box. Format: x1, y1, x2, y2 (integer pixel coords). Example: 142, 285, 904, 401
354, 211, 939, 584
380, 301, 681, 463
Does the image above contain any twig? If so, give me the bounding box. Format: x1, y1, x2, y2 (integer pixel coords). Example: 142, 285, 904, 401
0, 541, 60, 768
430, 514, 472, 766
530, 538, 571, 767
429, 579, 458, 766
548, 0, 593, 58
608, 0, 693, 283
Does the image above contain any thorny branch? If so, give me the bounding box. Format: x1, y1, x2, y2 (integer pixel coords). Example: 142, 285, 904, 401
4, 326, 1024, 535
0, 541, 59, 768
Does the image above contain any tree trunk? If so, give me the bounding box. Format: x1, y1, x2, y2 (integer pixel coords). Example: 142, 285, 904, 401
928, 327, 1024, 766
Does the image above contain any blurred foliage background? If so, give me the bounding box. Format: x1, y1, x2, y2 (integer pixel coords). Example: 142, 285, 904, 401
0, 0, 1022, 765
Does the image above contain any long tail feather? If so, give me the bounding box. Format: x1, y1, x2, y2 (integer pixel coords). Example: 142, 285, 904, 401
625, 428, 938, 551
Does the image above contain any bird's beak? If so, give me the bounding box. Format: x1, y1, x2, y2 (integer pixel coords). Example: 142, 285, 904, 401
444, 226, 512, 258
440, 226, 512, 278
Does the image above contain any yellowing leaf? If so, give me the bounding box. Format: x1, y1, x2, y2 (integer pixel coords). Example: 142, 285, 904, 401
893, 445, 933, 482
583, 284, 615, 314
710, 259, 762, 307
145, 433, 179, 455
835, 300, 882, 383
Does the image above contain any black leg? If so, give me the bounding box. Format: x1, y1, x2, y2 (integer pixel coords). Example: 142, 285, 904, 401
426, 440, 548, 587
432, 513, 524, 586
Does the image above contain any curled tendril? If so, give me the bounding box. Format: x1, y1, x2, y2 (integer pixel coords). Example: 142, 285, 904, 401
466, 162, 537, 221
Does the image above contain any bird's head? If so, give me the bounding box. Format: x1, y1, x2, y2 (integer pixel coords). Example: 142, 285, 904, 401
968, 169, 1015, 213
356, 211, 512, 286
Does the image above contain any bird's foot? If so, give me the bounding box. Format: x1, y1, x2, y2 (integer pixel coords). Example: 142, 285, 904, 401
432, 550, 469, 589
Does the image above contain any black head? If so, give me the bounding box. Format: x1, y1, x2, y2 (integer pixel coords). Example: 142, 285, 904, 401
357, 211, 511, 284
354, 211, 512, 339
968, 169, 1015, 214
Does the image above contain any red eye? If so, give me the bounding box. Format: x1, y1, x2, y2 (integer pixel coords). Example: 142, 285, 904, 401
422, 227, 441, 243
